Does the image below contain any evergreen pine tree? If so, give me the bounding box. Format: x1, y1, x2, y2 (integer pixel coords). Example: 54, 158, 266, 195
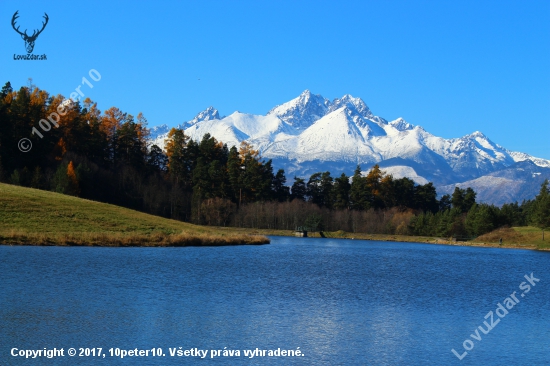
414, 183, 438, 213
290, 177, 307, 201
306, 172, 323, 206
10, 169, 21, 186
531, 179, 550, 240
272, 169, 290, 202
0, 156, 4, 182
350, 165, 367, 210
30, 166, 44, 189
52, 163, 69, 193
227, 146, 242, 203
464, 187, 477, 211
333, 173, 351, 210
320, 172, 334, 209
439, 194, 452, 212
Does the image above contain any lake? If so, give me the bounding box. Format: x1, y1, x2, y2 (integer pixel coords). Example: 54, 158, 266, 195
1, 237, 549, 365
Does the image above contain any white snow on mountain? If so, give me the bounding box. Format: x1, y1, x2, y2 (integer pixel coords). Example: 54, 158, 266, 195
388, 118, 414, 131
274, 107, 380, 162
149, 124, 170, 140
150, 107, 222, 147
381, 166, 429, 185
509, 151, 550, 168
184, 112, 298, 152
184, 106, 221, 128
149, 90, 550, 204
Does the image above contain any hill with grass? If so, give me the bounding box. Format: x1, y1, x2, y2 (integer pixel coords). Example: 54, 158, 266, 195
0, 183, 268, 246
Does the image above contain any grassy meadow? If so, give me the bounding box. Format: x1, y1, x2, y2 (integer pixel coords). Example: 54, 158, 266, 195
0, 183, 269, 246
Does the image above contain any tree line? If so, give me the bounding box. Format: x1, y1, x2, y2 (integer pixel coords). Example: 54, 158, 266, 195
1, 82, 549, 238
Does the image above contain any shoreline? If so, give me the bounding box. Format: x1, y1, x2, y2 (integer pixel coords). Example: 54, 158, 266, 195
210, 227, 550, 251
0, 232, 270, 247
2, 228, 548, 251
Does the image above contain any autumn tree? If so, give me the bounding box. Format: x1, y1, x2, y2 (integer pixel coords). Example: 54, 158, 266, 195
164, 128, 190, 186
365, 164, 384, 209
66, 161, 80, 196
101, 107, 126, 162
114, 114, 149, 168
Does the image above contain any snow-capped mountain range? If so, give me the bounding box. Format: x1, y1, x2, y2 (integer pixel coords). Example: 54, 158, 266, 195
149, 90, 550, 205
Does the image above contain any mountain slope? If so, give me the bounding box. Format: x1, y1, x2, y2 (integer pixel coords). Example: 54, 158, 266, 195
439, 161, 550, 205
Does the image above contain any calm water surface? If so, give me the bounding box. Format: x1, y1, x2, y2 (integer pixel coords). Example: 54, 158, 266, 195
1, 237, 549, 365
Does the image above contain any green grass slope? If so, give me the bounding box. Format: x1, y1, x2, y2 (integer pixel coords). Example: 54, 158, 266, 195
0, 183, 268, 246
475, 226, 549, 250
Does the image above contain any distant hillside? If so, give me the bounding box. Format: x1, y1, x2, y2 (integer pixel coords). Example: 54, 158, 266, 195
0, 183, 268, 246
439, 161, 550, 206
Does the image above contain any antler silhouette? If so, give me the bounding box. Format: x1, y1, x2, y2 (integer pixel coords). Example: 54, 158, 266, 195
11, 11, 49, 53
11, 11, 49, 39
11, 11, 25, 37
30, 13, 49, 39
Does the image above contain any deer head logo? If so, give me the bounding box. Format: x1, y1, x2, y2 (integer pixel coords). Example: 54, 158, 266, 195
11, 11, 49, 54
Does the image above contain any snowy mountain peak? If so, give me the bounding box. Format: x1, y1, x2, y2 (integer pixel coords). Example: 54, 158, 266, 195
388, 118, 414, 131
178, 107, 222, 129
331, 94, 373, 119
188, 106, 220, 126
466, 131, 489, 140
267, 90, 330, 129
148, 124, 170, 140
301, 89, 313, 98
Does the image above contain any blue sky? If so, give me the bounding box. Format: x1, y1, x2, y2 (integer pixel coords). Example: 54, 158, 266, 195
1, 0, 549, 158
